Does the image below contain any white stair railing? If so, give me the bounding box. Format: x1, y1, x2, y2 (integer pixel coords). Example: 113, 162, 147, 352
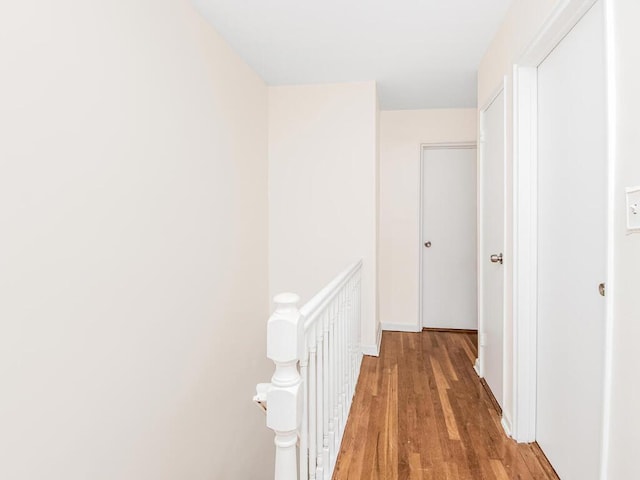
255, 260, 363, 480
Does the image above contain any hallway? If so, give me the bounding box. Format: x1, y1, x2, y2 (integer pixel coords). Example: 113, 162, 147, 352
333, 331, 559, 479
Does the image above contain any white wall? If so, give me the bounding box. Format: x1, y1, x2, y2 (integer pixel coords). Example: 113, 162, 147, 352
478, 0, 560, 106
268, 82, 379, 350
606, 0, 640, 477
0, 1, 272, 479
378, 110, 476, 331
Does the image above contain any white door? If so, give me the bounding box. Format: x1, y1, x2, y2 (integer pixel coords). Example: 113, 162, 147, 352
421, 146, 477, 330
536, 2, 606, 478
480, 90, 505, 408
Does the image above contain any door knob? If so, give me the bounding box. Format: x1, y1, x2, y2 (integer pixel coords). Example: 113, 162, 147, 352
490, 253, 503, 264
424, 241, 432, 248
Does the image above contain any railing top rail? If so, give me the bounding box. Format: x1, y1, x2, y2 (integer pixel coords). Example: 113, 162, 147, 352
300, 259, 362, 330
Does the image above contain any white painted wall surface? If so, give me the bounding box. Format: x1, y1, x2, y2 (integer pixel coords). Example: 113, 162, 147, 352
0, 2, 272, 479
379, 110, 476, 331
606, 0, 640, 477
268, 82, 379, 350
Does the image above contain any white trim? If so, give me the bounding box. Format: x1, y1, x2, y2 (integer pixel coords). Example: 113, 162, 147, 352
418, 141, 477, 333
518, 0, 598, 66
501, 78, 510, 433
511, 64, 538, 443
501, 415, 513, 438
381, 323, 421, 333
473, 358, 481, 377
362, 324, 382, 357
361, 344, 379, 357
511, 0, 611, 459
479, 84, 506, 119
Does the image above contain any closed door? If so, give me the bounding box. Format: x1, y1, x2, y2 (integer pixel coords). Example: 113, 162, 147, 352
421, 147, 477, 330
536, 2, 607, 478
480, 89, 505, 408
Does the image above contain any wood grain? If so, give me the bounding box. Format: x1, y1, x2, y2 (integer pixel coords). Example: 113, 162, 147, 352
333, 331, 560, 480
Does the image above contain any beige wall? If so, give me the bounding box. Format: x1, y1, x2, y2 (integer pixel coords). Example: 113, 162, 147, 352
378, 109, 477, 330
0, 1, 272, 479
268, 82, 379, 349
606, 0, 640, 477
478, 0, 560, 107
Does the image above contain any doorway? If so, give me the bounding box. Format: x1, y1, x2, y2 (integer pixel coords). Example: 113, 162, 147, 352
420, 145, 477, 331
536, 2, 607, 478
512, 0, 609, 475
478, 87, 506, 412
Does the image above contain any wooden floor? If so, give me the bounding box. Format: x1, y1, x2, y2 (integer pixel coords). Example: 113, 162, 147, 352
333, 331, 559, 480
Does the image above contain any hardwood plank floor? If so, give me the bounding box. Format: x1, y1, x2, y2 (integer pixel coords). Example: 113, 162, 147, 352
333, 331, 559, 480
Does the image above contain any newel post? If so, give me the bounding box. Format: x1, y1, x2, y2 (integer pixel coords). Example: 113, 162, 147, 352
267, 293, 304, 480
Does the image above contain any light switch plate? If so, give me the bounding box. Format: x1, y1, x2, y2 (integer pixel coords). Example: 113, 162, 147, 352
626, 186, 640, 233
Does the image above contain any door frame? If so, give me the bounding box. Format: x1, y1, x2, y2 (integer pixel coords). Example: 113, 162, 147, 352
477, 81, 509, 431
511, 3, 614, 475
418, 142, 477, 332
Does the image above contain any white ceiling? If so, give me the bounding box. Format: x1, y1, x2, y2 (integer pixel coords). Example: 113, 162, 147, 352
192, 0, 512, 110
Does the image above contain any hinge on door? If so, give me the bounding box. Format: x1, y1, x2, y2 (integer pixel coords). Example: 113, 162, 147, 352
599, 283, 606, 297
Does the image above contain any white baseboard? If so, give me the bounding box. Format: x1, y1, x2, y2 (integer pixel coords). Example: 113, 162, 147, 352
362, 343, 378, 356
362, 324, 382, 357
501, 415, 513, 438
380, 323, 421, 333
473, 358, 482, 377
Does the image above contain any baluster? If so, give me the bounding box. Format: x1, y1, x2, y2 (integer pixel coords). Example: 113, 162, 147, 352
322, 311, 330, 480
300, 339, 309, 480
266, 293, 304, 480
335, 296, 340, 443
338, 289, 346, 434
358, 281, 362, 367
315, 319, 326, 480
352, 279, 358, 396
355, 280, 360, 384
331, 298, 340, 467
328, 302, 336, 468
345, 281, 351, 401
349, 279, 356, 399
308, 324, 317, 480
358, 278, 362, 368
343, 290, 349, 423
346, 282, 352, 404
342, 290, 348, 435
342, 287, 348, 422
